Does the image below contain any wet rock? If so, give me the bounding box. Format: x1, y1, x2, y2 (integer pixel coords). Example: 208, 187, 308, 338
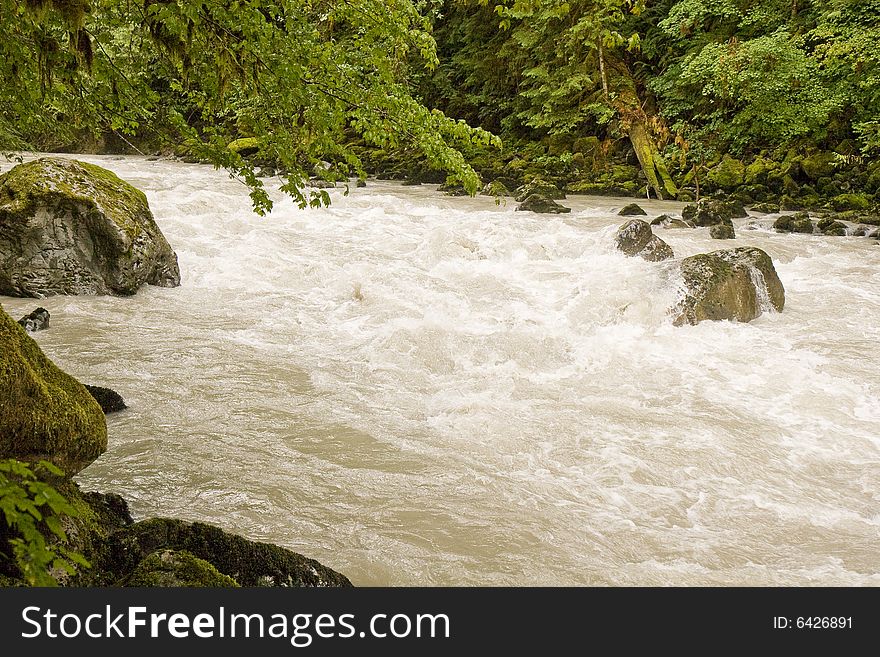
817, 216, 847, 236
614, 219, 674, 262
123, 549, 240, 588
709, 223, 736, 239
682, 198, 744, 227
84, 385, 127, 414
673, 247, 785, 326
618, 203, 647, 216
773, 212, 814, 234
514, 179, 565, 202
0, 304, 106, 476
356, 179, 367, 188
0, 158, 180, 298
104, 518, 352, 587
308, 179, 335, 188
17, 307, 50, 332
516, 194, 571, 214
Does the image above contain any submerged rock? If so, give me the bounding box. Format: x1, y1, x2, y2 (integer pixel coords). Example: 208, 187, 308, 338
0, 304, 106, 475
84, 384, 127, 414
516, 194, 571, 214
672, 247, 785, 326
614, 219, 674, 262
0, 158, 180, 297
652, 214, 693, 229
17, 306, 50, 332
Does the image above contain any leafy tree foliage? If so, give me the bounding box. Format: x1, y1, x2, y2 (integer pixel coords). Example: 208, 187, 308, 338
0, 0, 499, 212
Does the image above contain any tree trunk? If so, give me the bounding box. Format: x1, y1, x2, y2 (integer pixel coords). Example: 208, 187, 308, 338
606, 56, 678, 200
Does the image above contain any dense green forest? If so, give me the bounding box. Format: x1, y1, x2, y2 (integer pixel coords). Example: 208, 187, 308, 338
1, 0, 878, 209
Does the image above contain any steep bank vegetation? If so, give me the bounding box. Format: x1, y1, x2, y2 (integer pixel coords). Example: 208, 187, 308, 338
1, 1, 878, 208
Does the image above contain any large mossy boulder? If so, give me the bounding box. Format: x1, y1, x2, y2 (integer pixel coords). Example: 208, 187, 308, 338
614, 219, 674, 262
0, 304, 106, 475
707, 155, 745, 189
672, 247, 785, 326
0, 158, 180, 297
800, 151, 839, 181
104, 518, 352, 587
123, 549, 240, 588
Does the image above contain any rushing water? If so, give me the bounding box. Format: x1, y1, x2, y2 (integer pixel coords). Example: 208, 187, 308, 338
2, 154, 879, 586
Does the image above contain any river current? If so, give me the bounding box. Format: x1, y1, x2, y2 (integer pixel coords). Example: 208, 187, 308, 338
2, 155, 878, 585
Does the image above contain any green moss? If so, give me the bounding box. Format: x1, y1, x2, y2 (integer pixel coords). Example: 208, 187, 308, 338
0, 304, 106, 476
707, 155, 745, 189
801, 151, 840, 180
105, 518, 352, 587
0, 158, 148, 242
745, 157, 776, 185
124, 550, 240, 587
227, 137, 260, 156
830, 193, 871, 212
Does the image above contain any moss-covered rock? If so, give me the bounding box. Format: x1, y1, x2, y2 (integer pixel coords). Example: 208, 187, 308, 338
515, 194, 571, 213
618, 203, 647, 216
773, 212, 814, 234
0, 304, 106, 475
614, 219, 674, 262
672, 247, 784, 326
801, 151, 840, 180
481, 180, 510, 197
816, 216, 848, 236
681, 198, 743, 226
124, 549, 240, 587
707, 155, 745, 189
227, 137, 260, 157
709, 223, 736, 239
830, 193, 872, 212
745, 157, 777, 185
0, 158, 180, 297
513, 179, 565, 202
105, 518, 352, 587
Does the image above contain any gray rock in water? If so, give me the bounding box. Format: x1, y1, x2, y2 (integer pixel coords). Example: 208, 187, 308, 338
516, 194, 571, 214
618, 203, 648, 216
673, 247, 784, 326
307, 179, 335, 188
17, 307, 50, 332
709, 223, 736, 239
0, 158, 180, 298
614, 219, 674, 261
84, 384, 127, 414
356, 179, 367, 188
817, 216, 848, 236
